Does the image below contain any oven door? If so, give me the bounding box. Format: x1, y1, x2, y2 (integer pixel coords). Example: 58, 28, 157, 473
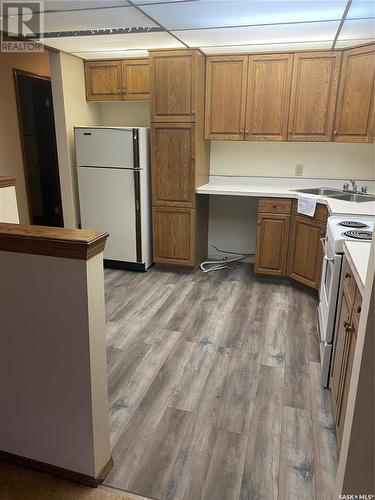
318, 237, 342, 344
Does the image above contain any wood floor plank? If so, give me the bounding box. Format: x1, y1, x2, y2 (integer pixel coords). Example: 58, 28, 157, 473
200, 430, 248, 500
309, 362, 338, 500
170, 343, 216, 412
104, 340, 194, 489
260, 288, 288, 368
193, 280, 242, 347
129, 408, 192, 500
283, 287, 313, 411
220, 348, 260, 435
163, 347, 232, 500
109, 331, 180, 446
279, 406, 315, 500
240, 365, 284, 500
107, 342, 151, 400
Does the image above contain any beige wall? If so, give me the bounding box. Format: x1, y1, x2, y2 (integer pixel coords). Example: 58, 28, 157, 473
0, 52, 51, 224
97, 101, 150, 127
50, 52, 100, 228
210, 141, 375, 180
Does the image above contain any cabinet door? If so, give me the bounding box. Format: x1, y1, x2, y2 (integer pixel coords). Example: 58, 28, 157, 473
331, 286, 351, 415
85, 61, 122, 101
334, 44, 375, 142
122, 59, 149, 100
254, 213, 290, 276
151, 123, 195, 207
288, 215, 326, 289
153, 206, 195, 266
150, 50, 197, 122
205, 56, 248, 140
245, 53, 293, 141
288, 52, 341, 141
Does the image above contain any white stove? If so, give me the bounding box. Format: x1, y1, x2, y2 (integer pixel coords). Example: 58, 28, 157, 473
319, 214, 374, 387
327, 215, 374, 253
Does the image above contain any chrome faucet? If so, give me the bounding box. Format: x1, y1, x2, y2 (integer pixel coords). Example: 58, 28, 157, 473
343, 183, 349, 191
350, 179, 358, 193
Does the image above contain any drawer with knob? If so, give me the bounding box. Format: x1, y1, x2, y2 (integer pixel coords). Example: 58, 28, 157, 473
258, 198, 292, 215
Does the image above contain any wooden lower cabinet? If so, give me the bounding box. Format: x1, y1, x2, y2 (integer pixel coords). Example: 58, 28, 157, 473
330, 259, 362, 447
152, 207, 195, 266
254, 198, 327, 289
254, 213, 290, 275
287, 214, 326, 289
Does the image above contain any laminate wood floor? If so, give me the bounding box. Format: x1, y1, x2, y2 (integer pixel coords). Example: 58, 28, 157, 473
102, 264, 338, 500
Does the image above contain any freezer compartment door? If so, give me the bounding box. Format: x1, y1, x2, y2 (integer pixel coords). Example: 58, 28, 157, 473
77, 166, 137, 262
75, 128, 135, 168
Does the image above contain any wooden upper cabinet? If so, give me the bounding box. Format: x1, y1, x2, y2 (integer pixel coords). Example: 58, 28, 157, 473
288, 51, 341, 141
245, 53, 293, 141
151, 123, 195, 208
150, 50, 201, 122
334, 44, 375, 142
122, 58, 149, 100
85, 60, 122, 101
205, 56, 248, 140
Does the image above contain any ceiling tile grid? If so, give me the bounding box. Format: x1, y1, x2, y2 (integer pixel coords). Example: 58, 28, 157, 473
3, 0, 373, 58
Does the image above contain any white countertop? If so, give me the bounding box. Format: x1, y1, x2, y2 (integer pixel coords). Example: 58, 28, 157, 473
343, 242, 372, 295
196, 176, 375, 216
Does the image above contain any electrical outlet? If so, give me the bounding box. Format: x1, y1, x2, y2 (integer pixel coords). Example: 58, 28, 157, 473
295, 164, 304, 176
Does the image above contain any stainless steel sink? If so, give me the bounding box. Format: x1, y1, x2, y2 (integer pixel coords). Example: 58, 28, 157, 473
328, 192, 375, 203
294, 187, 342, 196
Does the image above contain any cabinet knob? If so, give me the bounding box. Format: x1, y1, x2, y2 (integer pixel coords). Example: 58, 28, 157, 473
333, 130, 337, 135
272, 204, 277, 209
344, 321, 354, 333
345, 272, 351, 279
357, 306, 361, 314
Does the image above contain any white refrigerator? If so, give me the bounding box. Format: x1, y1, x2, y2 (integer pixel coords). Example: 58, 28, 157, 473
75, 126, 152, 270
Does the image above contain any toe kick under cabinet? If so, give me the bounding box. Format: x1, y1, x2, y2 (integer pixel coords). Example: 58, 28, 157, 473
150, 49, 210, 267
255, 198, 328, 289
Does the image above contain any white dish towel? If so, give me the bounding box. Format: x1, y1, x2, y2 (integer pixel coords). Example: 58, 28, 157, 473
297, 194, 317, 217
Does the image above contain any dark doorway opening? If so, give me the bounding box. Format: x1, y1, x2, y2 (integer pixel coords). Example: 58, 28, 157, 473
14, 69, 63, 227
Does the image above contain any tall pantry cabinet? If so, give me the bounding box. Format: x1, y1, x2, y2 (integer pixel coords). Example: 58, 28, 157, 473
149, 50, 210, 266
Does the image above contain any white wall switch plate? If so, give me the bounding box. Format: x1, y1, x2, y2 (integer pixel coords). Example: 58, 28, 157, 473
295, 164, 304, 176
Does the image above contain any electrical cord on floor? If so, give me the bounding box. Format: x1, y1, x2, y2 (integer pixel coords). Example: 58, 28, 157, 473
200, 245, 253, 273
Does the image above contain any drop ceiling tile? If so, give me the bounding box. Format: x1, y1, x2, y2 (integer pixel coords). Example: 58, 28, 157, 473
133, 0, 191, 4
139, 0, 347, 30
346, 0, 375, 19
73, 49, 149, 59
172, 21, 340, 47
201, 40, 334, 55
7, 1, 130, 12
43, 31, 183, 52
43, 1, 130, 11
335, 38, 374, 48
339, 18, 375, 40
38, 6, 156, 33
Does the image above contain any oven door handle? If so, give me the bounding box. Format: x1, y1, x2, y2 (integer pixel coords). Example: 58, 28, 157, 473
320, 236, 327, 252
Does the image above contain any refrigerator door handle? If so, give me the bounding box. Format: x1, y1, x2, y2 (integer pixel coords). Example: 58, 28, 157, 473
133, 129, 142, 263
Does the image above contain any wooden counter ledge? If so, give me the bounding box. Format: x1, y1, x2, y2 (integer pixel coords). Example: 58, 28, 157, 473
0, 176, 16, 188
0, 223, 108, 260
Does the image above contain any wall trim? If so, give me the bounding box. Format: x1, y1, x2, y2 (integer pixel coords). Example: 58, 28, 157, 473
0, 450, 114, 488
